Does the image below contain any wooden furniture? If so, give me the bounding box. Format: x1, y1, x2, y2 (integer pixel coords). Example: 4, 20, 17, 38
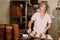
0, 24, 5, 40
10, 1, 27, 33
0, 24, 20, 40
20, 36, 53, 40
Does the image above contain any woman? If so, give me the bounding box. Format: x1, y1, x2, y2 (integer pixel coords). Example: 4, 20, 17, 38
27, 2, 52, 35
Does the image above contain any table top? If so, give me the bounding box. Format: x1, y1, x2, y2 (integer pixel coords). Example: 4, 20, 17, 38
20, 37, 51, 40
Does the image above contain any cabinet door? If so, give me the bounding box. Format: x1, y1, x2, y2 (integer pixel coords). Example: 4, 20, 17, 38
16, 6, 22, 17
11, 2, 22, 17
0, 24, 5, 40
11, 3, 17, 16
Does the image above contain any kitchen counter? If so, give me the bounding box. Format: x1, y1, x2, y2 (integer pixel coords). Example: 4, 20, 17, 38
19, 33, 53, 40
20, 37, 52, 40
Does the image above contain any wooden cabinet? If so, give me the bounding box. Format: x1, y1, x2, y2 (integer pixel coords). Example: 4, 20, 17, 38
10, 0, 38, 33
11, 1, 23, 17
10, 1, 27, 33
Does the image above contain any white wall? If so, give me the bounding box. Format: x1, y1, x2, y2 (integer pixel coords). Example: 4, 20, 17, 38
0, 0, 10, 24
48, 0, 58, 40
48, 0, 58, 17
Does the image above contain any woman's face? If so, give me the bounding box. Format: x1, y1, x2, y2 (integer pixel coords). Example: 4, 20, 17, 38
39, 5, 47, 12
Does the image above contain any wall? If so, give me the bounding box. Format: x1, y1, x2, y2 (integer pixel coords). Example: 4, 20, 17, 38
48, 0, 58, 40
0, 0, 10, 24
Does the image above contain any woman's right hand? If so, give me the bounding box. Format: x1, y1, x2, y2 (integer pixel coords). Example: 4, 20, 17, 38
27, 28, 31, 33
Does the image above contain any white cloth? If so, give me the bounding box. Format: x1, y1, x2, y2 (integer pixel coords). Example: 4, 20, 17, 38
31, 12, 52, 33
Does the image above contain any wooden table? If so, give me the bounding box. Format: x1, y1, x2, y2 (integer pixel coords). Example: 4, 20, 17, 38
20, 37, 52, 40
19, 34, 52, 40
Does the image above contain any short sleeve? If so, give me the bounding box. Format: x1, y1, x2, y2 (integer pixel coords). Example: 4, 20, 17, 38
31, 13, 36, 21
47, 16, 52, 23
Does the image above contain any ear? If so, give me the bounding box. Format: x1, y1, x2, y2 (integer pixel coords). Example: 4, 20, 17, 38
39, 7, 41, 10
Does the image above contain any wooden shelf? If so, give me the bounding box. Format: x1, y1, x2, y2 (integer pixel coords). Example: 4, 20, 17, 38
11, 16, 26, 18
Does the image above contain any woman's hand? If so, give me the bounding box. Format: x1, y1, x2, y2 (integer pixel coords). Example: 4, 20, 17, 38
43, 29, 47, 33
27, 28, 31, 33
